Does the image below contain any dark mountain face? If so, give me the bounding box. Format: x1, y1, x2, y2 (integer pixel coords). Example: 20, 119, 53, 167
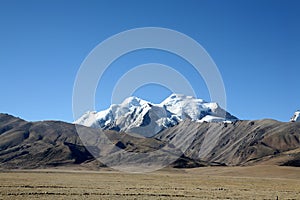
156, 119, 300, 166
1, 113, 300, 169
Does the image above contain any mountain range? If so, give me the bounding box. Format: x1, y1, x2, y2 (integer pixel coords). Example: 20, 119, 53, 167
1, 111, 300, 169
75, 94, 237, 137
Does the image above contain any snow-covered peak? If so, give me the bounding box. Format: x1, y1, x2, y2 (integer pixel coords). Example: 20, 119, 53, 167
121, 96, 150, 108
74, 94, 238, 137
290, 110, 300, 122
161, 94, 225, 121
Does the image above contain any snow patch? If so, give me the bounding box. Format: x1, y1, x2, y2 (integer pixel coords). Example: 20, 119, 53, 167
290, 111, 300, 122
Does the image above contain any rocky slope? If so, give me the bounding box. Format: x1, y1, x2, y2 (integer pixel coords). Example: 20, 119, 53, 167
156, 119, 300, 166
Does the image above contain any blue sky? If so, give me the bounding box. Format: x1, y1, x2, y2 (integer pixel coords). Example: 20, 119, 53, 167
0, 0, 299, 122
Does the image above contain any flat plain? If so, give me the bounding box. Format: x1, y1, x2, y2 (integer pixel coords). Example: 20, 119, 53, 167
0, 165, 300, 200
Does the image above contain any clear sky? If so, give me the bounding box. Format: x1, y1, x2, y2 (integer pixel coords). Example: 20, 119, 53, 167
0, 0, 299, 122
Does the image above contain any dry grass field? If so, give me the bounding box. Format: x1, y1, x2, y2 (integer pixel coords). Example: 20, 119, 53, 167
0, 166, 300, 200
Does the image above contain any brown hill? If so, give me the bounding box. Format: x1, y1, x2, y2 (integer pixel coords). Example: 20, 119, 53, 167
0, 114, 96, 169
0, 114, 207, 169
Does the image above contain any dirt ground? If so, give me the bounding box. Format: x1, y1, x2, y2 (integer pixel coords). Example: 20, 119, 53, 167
0, 165, 299, 199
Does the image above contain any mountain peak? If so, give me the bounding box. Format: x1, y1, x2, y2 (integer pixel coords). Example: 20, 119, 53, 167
121, 96, 149, 108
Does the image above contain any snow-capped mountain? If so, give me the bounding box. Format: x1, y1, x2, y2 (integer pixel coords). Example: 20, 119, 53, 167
290, 110, 300, 122
74, 94, 238, 137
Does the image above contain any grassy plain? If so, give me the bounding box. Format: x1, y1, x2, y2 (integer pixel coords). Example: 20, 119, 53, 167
0, 165, 299, 199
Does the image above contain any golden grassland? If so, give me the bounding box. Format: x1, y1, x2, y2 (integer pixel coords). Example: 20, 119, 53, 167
0, 165, 300, 200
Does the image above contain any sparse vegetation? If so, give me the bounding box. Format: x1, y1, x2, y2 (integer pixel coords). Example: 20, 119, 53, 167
1, 166, 300, 199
